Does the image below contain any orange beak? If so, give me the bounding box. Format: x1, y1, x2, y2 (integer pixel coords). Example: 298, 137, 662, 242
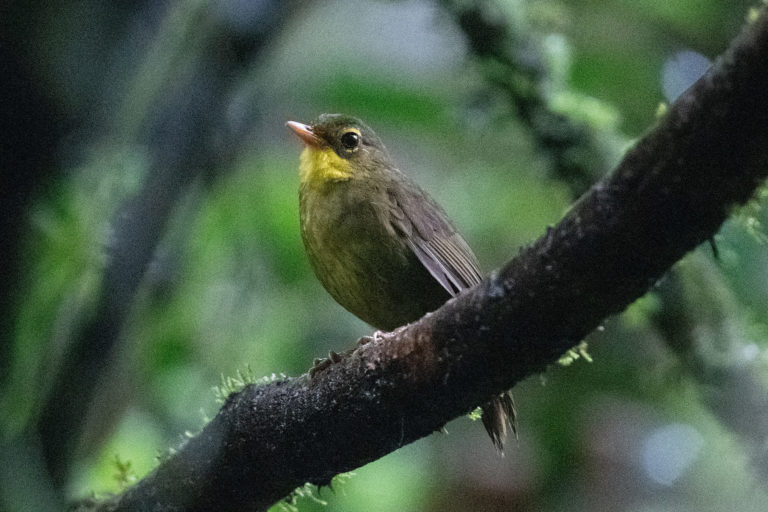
286, 121, 322, 147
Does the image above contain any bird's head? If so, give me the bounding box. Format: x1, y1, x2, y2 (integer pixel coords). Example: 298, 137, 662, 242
287, 114, 391, 185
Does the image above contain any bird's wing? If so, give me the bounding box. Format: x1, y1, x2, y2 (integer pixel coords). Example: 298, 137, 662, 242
388, 176, 483, 296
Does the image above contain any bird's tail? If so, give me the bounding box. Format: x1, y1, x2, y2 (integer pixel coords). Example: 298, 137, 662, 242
481, 391, 517, 454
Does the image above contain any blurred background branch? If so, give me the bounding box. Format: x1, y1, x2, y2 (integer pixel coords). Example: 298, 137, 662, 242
439, 0, 617, 195
34, 0, 301, 487
652, 257, 768, 482
2, 0, 304, 501
0, 0, 71, 390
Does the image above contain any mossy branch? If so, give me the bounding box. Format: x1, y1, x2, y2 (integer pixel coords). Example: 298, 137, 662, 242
104, 8, 768, 512
449, 0, 768, 485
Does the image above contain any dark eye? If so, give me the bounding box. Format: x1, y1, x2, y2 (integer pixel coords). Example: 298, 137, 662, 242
340, 131, 360, 150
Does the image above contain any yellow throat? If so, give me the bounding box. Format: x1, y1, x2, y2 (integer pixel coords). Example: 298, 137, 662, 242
299, 147, 353, 185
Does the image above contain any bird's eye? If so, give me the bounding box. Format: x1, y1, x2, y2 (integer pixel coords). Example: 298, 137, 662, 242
340, 131, 360, 150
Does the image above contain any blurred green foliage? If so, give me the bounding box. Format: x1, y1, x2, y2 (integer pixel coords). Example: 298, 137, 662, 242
3, 0, 768, 511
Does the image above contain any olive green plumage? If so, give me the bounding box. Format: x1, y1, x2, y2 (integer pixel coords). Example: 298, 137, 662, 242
288, 113, 515, 451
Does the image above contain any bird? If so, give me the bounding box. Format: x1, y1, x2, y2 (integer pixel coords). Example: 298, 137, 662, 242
286, 113, 515, 452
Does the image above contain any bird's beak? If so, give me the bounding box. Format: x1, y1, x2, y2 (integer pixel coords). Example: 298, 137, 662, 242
286, 121, 322, 147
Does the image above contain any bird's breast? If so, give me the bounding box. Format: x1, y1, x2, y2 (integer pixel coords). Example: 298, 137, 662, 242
299, 181, 446, 330
300, 181, 406, 279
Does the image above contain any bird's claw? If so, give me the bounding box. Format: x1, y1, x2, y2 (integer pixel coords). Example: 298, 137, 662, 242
358, 330, 385, 346
309, 350, 342, 378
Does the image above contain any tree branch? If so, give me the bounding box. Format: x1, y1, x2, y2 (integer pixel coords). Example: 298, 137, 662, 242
108, 8, 768, 512
448, 0, 768, 486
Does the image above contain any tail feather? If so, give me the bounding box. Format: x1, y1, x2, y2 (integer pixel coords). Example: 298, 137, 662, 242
480, 391, 517, 454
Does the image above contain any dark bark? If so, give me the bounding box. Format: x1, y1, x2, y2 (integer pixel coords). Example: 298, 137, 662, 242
107, 8, 768, 512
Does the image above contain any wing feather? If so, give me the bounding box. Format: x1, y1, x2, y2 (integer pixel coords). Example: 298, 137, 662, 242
387, 172, 513, 451
388, 174, 482, 296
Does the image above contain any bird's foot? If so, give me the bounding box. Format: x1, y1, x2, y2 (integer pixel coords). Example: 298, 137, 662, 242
358, 325, 409, 345
309, 350, 342, 378
358, 330, 386, 346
